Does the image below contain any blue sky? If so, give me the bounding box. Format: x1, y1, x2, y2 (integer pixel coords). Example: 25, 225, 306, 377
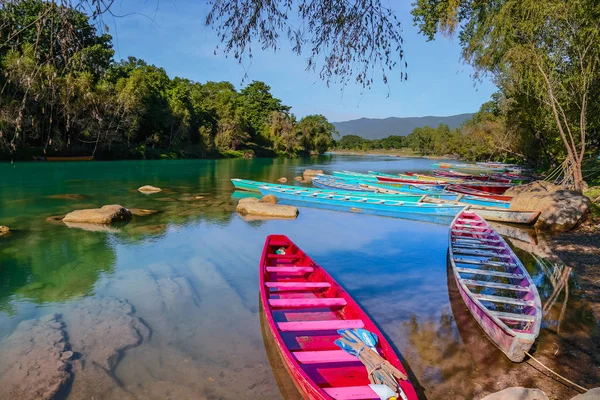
106, 0, 497, 122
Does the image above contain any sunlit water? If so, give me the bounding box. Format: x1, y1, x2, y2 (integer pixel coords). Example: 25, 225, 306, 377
0, 155, 597, 399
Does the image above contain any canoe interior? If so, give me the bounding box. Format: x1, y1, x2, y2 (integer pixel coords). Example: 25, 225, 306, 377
448, 211, 542, 362
260, 235, 418, 400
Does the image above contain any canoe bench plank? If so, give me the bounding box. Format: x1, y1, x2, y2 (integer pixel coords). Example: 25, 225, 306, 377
266, 266, 315, 273
453, 248, 511, 258
266, 282, 331, 290
473, 293, 535, 307
453, 257, 517, 268
455, 267, 524, 279
491, 310, 535, 323
461, 279, 530, 292
269, 298, 347, 308
277, 319, 364, 332
323, 386, 380, 400
293, 350, 358, 364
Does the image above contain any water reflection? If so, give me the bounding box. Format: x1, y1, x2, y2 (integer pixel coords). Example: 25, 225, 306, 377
0, 157, 597, 399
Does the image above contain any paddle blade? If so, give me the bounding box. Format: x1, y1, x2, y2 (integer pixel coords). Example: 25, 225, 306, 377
334, 338, 359, 358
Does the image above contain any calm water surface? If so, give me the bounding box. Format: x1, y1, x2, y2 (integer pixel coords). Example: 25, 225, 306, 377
0, 156, 597, 399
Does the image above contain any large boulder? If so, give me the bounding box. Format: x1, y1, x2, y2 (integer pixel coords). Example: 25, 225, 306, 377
509, 181, 590, 233
63, 205, 132, 225
0, 226, 9, 236
0, 314, 72, 400
303, 169, 323, 179
571, 388, 600, 399
236, 197, 298, 219
480, 387, 549, 400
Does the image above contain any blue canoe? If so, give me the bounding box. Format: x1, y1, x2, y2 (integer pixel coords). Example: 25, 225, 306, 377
258, 186, 465, 223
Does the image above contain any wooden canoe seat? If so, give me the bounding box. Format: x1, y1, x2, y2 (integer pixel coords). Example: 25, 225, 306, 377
453, 248, 511, 258
266, 282, 330, 290
453, 237, 501, 244
461, 279, 530, 292
269, 241, 290, 247
277, 319, 364, 332
266, 266, 314, 273
267, 254, 301, 259
453, 243, 505, 251
323, 386, 379, 400
453, 257, 517, 268
491, 310, 535, 323
293, 350, 358, 364
451, 228, 490, 235
269, 298, 347, 308
455, 267, 524, 279
473, 293, 535, 307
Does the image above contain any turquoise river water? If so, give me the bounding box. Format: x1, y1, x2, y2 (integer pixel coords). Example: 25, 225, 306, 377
0, 155, 597, 399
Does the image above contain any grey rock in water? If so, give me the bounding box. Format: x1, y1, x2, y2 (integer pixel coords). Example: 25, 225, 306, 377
138, 185, 162, 193
508, 181, 590, 232
0, 313, 71, 400
63, 204, 132, 225
63, 297, 149, 399
277, 177, 287, 183
480, 387, 549, 400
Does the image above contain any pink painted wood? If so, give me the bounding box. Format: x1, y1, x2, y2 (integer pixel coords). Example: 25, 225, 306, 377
277, 320, 365, 332
293, 350, 359, 364
269, 298, 347, 308
449, 211, 542, 362
323, 386, 380, 400
260, 235, 418, 400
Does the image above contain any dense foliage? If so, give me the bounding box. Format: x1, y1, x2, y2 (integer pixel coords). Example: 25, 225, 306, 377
335, 135, 407, 151
413, 0, 600, 190
0, 0, 337, 160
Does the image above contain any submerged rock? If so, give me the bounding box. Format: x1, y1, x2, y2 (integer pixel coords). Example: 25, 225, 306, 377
46, 215, 66, 224
138, 185, 162, 193
63, 297, 149, 371
46, 193, 85, 200
480, 387, 549, 400
129, 208, 159, 216
509, 181, 590, 232
0, 313, 71, 400
236, 197, 298, 219
278, 177, 287, 183
303, 169, 323, 178
63, 221, 122, 233
63, 297, 149, 399
294, 176, 303, 181
63, 205, 132, 225
0, 225, 9, 236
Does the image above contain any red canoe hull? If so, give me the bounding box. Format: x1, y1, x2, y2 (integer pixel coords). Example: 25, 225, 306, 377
259, 235, 418, 400
447, 185, 513, 201
459, 183, 512, 194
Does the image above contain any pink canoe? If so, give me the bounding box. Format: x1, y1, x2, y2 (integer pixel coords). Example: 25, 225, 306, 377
449, 211, 542, 362
260, 235, 418, 400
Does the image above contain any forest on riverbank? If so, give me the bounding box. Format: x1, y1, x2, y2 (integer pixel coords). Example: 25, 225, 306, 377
0, 0, 337, 161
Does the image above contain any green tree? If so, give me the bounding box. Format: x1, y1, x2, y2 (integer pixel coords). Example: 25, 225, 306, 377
296, 114, 337, 155
240, 81, 290, 139
413, 0, 600, 191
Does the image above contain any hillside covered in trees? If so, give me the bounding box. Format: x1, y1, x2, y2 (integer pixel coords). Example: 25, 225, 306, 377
0, 0, 337, 160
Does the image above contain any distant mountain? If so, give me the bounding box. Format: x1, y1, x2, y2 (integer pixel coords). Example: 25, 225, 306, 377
332, 113, 474, 140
